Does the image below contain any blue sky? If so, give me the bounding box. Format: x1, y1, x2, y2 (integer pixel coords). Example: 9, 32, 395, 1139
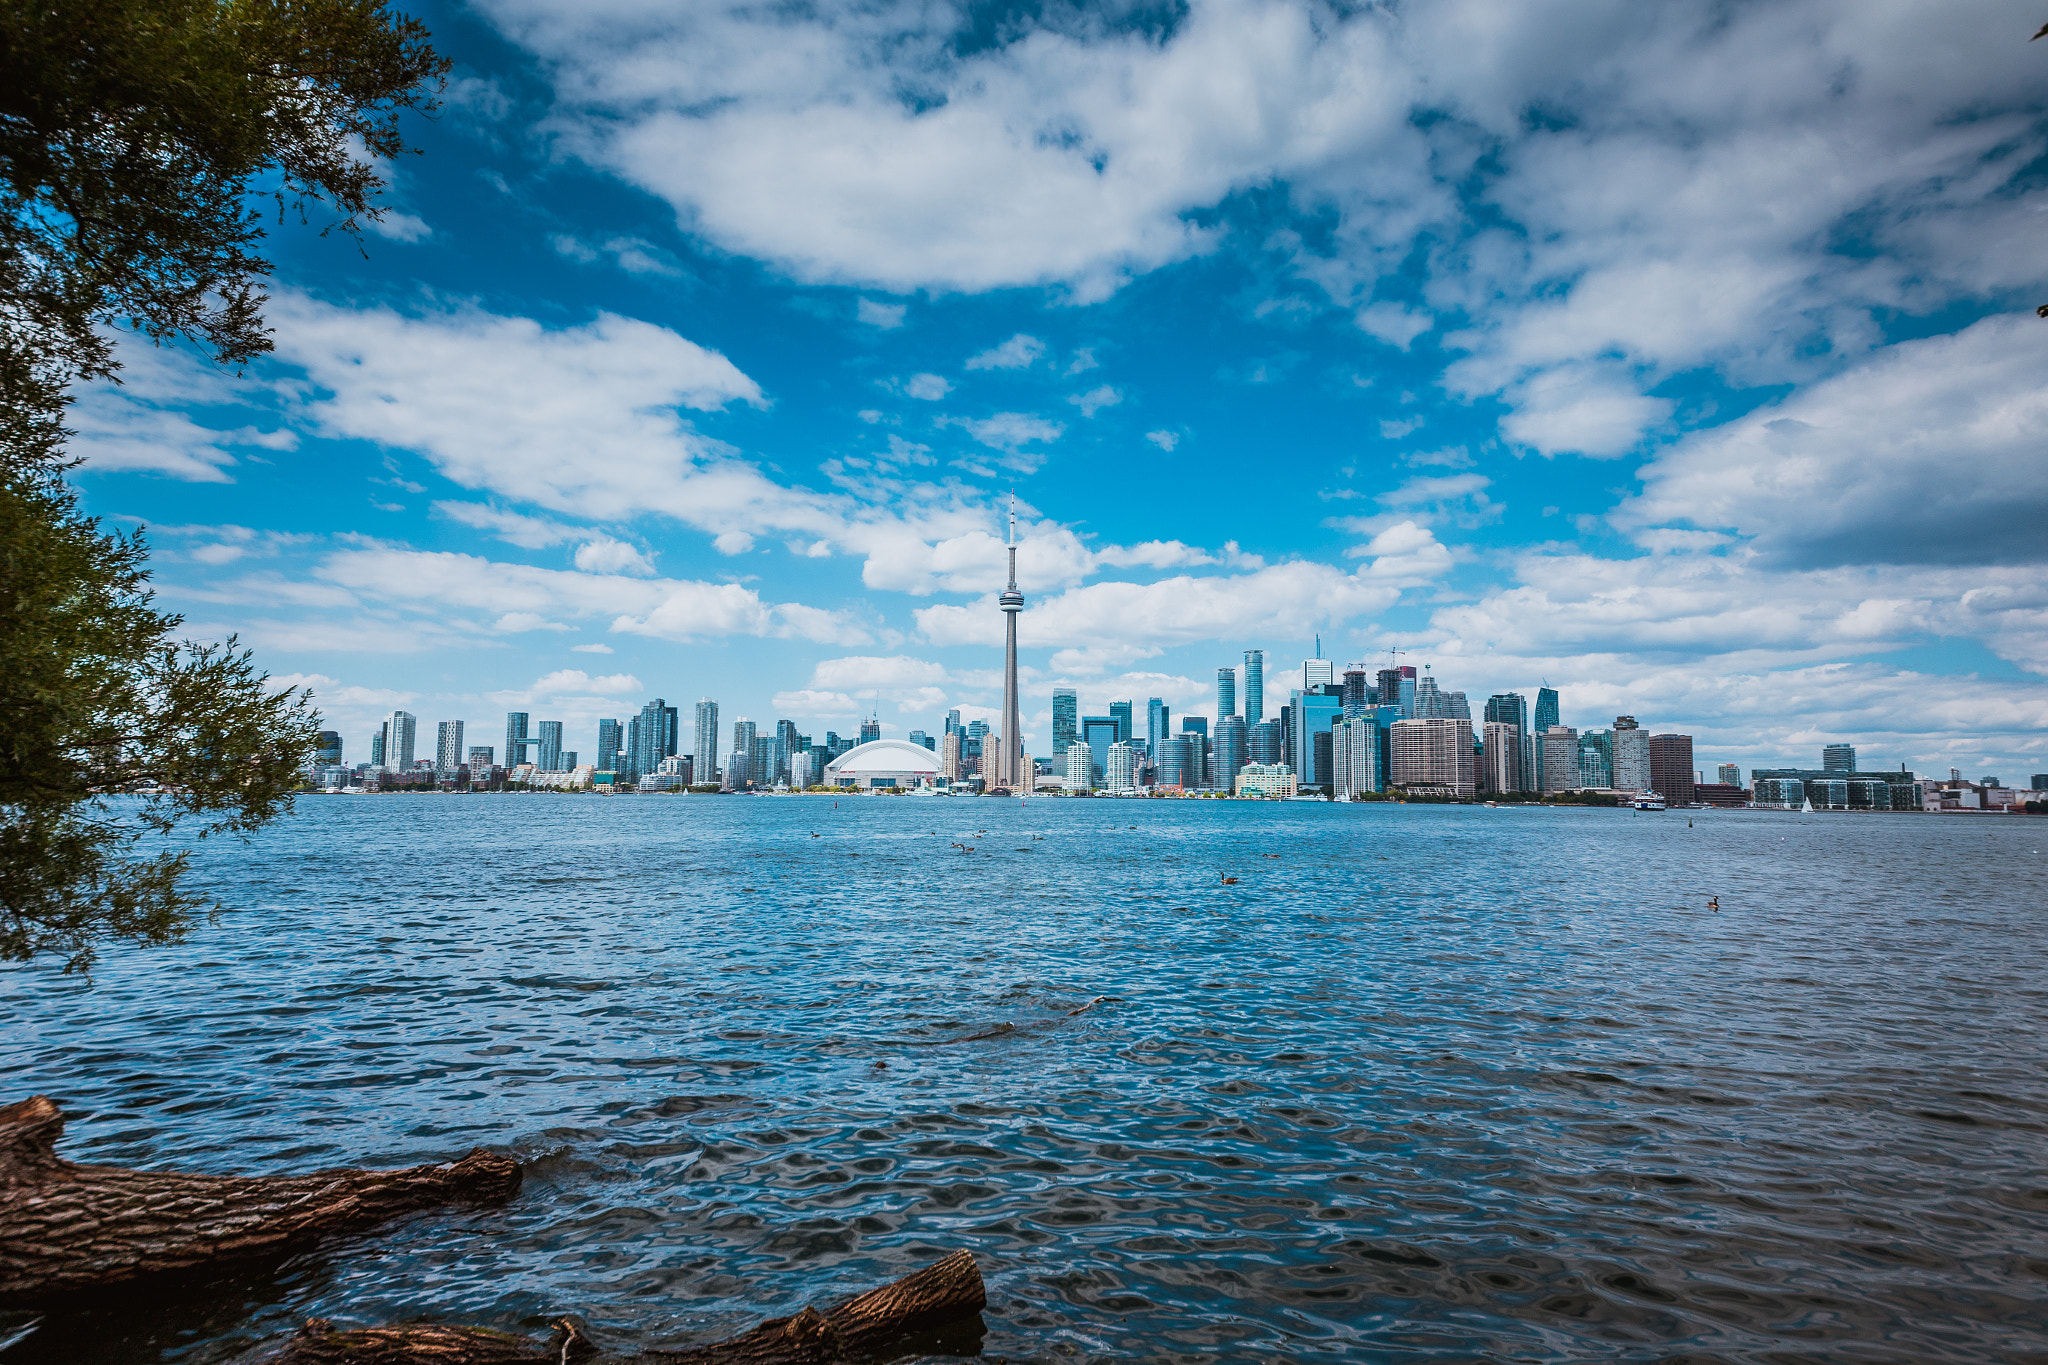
70, 0, 2048, 777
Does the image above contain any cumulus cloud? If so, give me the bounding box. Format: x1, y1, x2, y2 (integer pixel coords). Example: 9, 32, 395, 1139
573, 537, 658, 575
434, 501, 582, 548
943, 412, 1065, 451
903, 373, 952, 400
1067, 384, 1122, 417
965, 334, 1046, 370
1618, 314, 2048, 567
1144, 429, 1180, 451
857, 298, 907, 329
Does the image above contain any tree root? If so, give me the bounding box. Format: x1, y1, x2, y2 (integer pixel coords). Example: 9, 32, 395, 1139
0, 1095, 521, 1301
275, 1249, 987, 1365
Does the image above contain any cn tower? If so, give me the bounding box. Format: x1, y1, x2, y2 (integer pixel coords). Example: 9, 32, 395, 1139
998, 494, 1024, 792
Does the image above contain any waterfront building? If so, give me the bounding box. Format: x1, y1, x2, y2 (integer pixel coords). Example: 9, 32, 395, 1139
1539, 725, 1579, 792
1180, 716, 1209, 788
1153, 733, 1191, 789
1106, 741, 1142, 793
1217, 666, 1238, 720
597, 719, 623, 776
1249, 717, 1283, 766
2033, 775, 2048, 791
730, 719, 757, 787
1212, 714, 1249, 790
506, 711, 536, 770
1235, 763, 1297, 799
467, 745, 493, 773
1693, 783, 1748, 807
1611, 716, 1649, 793
788, 750, 813, 788
1481, 722, 1521, 796
1823, 743, 1856, 771
1532, 688, 1559, 787
1650, 734, 1696, 804
316, 731, 343, 766
1753, 768, 1923, 811
1718, 763, 1742, 787
369, 727, 385, 768
824, 737, 945, 789
1286, 686, 1343, 788
751, 734, 775, 785
1579, 728, 1613, 790
724, 747, 751, 789
1484, 693, 1532, 791
1391, 717, 1475, 797
1331, 716, 1380, 798
1109, 699, 1134, 744
1082, 715, 1119, 784
1243, 649, 1265, 726
1064, 741, 1094, 792
435, 720, 465, 776
1146, 698, 1170, 751
693, 700, 720, 784
940, 730, 962, 781
383, 710, 417, 770
535, 720, 563, 772
1052, 688, 1079, 758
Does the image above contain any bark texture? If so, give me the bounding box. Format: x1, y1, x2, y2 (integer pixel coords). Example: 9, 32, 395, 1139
274, 1249, 988, 1365
0, 1094, 522, 1301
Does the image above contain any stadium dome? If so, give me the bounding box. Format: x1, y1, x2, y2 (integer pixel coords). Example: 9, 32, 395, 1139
822, 738, 946, 789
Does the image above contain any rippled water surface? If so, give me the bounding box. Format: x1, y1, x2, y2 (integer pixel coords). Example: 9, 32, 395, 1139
4, 797, 2047, 1363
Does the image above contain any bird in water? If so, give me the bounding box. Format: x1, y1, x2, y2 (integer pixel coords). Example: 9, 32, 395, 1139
952, 842, 974, 853
1220, 875, 1239, 885
1707, 897, 1719, 912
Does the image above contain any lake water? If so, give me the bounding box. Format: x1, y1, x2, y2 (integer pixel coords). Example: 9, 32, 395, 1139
4, 797, 2046, 1363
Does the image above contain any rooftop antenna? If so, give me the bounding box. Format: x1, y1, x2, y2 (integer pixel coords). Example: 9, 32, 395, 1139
1315, 631, 1322, 660
1006, 490, 1018, 589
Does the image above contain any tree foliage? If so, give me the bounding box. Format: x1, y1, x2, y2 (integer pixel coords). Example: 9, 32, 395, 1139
0, 0, 444, 969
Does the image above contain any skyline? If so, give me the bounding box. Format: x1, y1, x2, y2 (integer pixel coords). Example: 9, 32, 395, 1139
59, 0, 2048, 775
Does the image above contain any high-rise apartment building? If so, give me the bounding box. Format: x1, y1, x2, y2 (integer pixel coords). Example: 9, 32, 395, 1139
1287, 686, 1343, 787
597, 719, 623, 775
1481, 722, 1521, 796
1242, 649, 1265, 725
384, 710, 417, 769
435, 720, 465, 776
1211, 714, 1248, 789
1146, 698, 1169, 751
1718, 763, 1742, 786
941, 730, 962, 780
1249, 718, 1283, 766
315, 731, 343, 766
468, 745, 494, 773
506, 712, 535, 769
1390, 717, 1474, 797
1580, 728, 1613, 789
732, 719, 757, 786
1105, 741, 1141, 793
1823, 743, 1856, 771
369, 727, 386, 768
1216, 667, 1237, 720
1611, 716, 1649, 793
694, 699, 720, 783
1109, 700, 1134, 743
1064, 741, 1094, 792
1051, 688, 1078, 758
1082, 715, 1119, 784
1539, 725, 1579, 792
1650, 734, 1696, 804
908, 729, 933, 750
1331, 716, 1380, 798
1484, 692, 1533, 792
1153, 733, 1191, 788
536, 720, 564, 772
1180, 716, 1209, 788
860, 717, 882, 745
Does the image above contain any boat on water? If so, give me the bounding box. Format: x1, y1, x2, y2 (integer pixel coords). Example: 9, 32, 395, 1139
1633, 792, 1668, 811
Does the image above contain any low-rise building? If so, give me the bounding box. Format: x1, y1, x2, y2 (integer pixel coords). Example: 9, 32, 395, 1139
1235, 763, 1297, 798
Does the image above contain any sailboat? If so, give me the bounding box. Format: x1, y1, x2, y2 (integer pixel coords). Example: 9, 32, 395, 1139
1800, 795, 1814, 812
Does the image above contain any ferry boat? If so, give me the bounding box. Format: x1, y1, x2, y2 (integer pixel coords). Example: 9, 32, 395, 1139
1632, 791, 1668, 811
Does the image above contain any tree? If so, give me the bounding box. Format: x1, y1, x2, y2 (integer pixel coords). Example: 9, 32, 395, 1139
0, 1, 446, 970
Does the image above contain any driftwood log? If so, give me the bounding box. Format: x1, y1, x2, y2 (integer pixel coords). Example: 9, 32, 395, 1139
276, 1248, 988, 1365
0, 1095, 521, 1300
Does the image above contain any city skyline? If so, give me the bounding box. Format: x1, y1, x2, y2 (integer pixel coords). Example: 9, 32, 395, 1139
57, 2, 2047, 778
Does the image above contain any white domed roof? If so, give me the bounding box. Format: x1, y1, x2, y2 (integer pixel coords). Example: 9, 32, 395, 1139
824, 738, 945, 776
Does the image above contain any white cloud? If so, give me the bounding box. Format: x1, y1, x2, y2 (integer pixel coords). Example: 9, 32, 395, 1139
573, 537, 658, 575
69, 344, 297, 483
944, 412, 1064, 451
434, 501, 581, 548
367, 211, 432, 243
1618, 314, 2048, 567
965, 334, 1046, 370
1355, 301, 1431, 350
857, 298, 907, 329
1144, 429, 1180, 451
530, 668, 644, 696
571, 642, 615, 653
1067, 384, 1122, 417
903, 373, 952, 400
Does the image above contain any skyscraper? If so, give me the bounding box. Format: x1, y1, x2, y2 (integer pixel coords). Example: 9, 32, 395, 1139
1651, 734, 1696, 804
506, 712, 535, 769
467, 745, 494, 773
1082, 715, 1119, 784
369, 726, 385, 768
1823, 743, 1856, 771
1331, 716, 1380, 798
1611, 716, 1649, 793
1109, 699, 1134, 744
1540, 725, 1578, 792
435, 720, 465, 776
1105, 741, 1141, 793
1390, 718, 1474, 797
315, 731, 343, 766
1243, 649, 1265, 726
1302, 654, 1335, 690
1249, 718, 1283, 767
996, 495, 1025, 791
1181, 716, 1209, 788
597, 719, 623, 775
1154, 733, 1191, 788
1212, 714, 1248, 790
1341, 666, 1371, 717
1217, 667, 1237, 720
1146, 698, 1170, 751
1064, 741, 1094, 792
1718, 763, 1741, 786
537, 720, 564, 771
860, 716, 882, 745
1484, 693, 1532, 792
1051, 688, 1078, 759
384, 710, 417, 769
1481, 722, 1521, 796
1533, 687, 1560, 788
694, 699, 720, 783
1412, 670, 1443, 718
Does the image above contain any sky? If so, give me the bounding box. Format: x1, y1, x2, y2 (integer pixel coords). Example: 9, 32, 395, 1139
69, 0, 2048, 779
